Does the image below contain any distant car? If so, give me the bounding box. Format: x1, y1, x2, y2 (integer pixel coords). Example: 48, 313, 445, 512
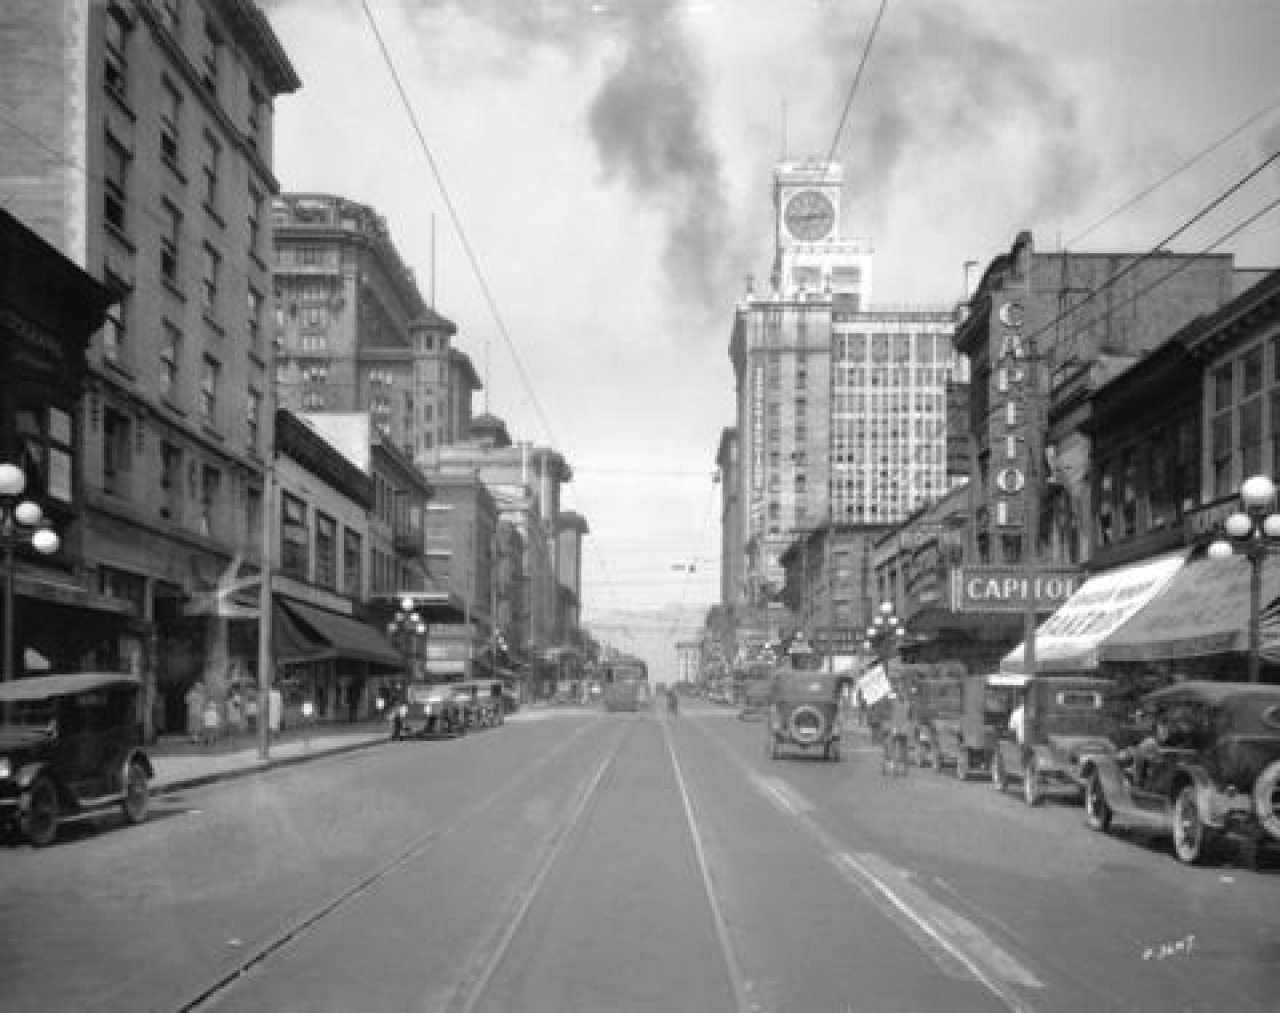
767, 664, 842, 762
931, 673, 1022, 779
394, 683, 466, 738
1082, 680, 1280, 866
451, 680, 505, 728
0, 672, 153, 847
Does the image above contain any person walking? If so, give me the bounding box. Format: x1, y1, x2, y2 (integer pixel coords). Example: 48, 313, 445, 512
185, 682, 206, 744
667, 687, 679, 718
268, 685, 283, 740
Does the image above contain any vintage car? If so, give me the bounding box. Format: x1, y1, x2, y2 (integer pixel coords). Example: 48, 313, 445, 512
766, 663, 843, 762
991, 675, 1129, 805
0, 672, 153, 847
393, 682, 467, 738
903, 671, 964, 769
1081, 680, 1280, 866
931, 673, 1022, 779
451, 680, 506, 728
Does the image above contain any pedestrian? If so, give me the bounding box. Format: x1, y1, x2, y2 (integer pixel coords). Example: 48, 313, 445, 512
1008, 701, 1026, 745
667, 687, 679, 718
201, 696, 221, 746
246, 689, 259, 733
185, 681, 206, 744
268, 685, 283, 739
227, 690, 244, 736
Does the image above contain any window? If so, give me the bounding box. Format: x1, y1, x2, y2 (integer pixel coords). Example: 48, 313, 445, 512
200, 465, 221, 537
202, 20, 221, 93
103, 134, 128, 232
247, 287, 262, 345
343, 529, 363, 597
201, 244, 220, 313
1212, 408, 1234, 498
161, 202, 181, 284
160, 323, 181, 400
1241, 345, 1265, 478
102, 275, 129, 363
281, 493, 309, 577
161, 80, 182, 165
247, 85, 265, 152
248, 186, 263, 255
247, 389, 261, 448
103, 5, 130, 97
246, 484, 262, 547
102, 407, 131, 495
298, 246, 322, 266
200, 357, 219, 423
315, 514, 337, 590
201, 132, 220, 212
160, 443, 182, 520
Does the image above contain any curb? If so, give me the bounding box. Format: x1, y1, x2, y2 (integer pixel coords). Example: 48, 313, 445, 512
151, 735, 391, 796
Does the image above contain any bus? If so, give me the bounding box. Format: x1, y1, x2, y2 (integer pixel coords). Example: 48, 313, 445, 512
602, 657, 649, 712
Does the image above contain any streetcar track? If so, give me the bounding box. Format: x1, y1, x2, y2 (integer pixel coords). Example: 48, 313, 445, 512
691, 713, 1041, 1013
171, 720, 607, 1013
445, 720, 631, 1013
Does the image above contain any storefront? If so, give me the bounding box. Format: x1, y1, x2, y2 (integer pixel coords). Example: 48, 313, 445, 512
274, 596, 403, 722
1100, 551, 1280, 685
1001, 551, 1187, 675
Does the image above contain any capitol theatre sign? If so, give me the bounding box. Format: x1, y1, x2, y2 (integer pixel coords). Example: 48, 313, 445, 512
952, 565, 1080, 613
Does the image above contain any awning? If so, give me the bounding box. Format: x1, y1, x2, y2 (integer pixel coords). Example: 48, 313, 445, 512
1101, 553, 1280, 663
1001, 551, 1187, 674
274, 598, 403, 668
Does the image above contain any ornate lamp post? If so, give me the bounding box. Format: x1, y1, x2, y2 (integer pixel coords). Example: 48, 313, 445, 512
1207, 474, 1280, 683
861, 599, 905, 668
386, 595, 427, 683
0, 463, 60, 682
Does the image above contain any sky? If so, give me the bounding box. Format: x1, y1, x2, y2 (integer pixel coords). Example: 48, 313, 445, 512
261, 0, 1280, 678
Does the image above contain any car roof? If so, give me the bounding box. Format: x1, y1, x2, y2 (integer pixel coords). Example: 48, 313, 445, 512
1142, 680, 1280, 706
0, 672, 142, 702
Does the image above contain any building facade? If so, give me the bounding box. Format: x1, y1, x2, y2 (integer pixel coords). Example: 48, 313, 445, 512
0, 0, 300, 735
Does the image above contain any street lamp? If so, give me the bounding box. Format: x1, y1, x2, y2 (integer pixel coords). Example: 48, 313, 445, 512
386, 595, 427, 683
1207, 474, 1280, 683
0, 462, 60, 682
861, 599, 905, 667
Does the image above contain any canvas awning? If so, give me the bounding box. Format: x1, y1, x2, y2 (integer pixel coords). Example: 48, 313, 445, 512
1101, 553, 1280, 662
274, 598, 403, 668
1001, 551, 1187, 674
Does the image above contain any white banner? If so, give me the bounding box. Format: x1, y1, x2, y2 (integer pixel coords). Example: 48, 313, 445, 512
857, 665, 891, 704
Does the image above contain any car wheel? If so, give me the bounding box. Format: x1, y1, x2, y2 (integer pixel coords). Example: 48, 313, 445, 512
1085, 770, 1112, 832
122, 760, 149, 825
1173, 785, 1215, 865
1253, 759, 1280, 841
22, 775, 60, 848
956, 749, 970, 781
1023, 760, 1042, 807
991, 752, 1007, 792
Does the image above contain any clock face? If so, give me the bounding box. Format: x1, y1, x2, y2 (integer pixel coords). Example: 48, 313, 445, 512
784, 190, 835, 241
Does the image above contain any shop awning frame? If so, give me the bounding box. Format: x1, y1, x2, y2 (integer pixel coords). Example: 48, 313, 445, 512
275, 598, 403, 668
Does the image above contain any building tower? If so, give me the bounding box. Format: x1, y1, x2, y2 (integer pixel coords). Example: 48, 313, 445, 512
728, 159, 966, 611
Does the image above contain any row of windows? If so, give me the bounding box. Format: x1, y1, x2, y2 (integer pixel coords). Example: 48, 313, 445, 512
832, 332, 956, 364
832, 391, 947, 414
280, 493, 363, 596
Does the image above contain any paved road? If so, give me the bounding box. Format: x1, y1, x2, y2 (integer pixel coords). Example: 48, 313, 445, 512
1, 701, 1277, 1012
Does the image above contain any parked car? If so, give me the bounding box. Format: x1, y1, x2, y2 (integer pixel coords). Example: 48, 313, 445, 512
904, 672, 964, 769
451, 680, 505, 728
931, 673, 1022, 779
991, 675, 1130, 805
1081, 680, 1280, 866
394, 682, 466, 738
0, 672, 153, 847
767, 662, 842, 762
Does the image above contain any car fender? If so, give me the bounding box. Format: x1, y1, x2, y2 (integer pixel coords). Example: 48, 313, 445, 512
14, 761, 73, 807
1170, 764, 1224, 828
1081, 754, 1129, 805
123, 748, 154, 781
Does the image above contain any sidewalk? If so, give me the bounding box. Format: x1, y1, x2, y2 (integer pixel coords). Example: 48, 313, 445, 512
148, 721, 391, 794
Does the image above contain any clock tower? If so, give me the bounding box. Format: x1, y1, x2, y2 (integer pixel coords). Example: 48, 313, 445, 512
772, 159, 872, 304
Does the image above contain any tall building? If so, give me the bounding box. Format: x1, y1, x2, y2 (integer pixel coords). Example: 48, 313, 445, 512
271, 193, 474, 462
728, 159, 965, 610
0, 0, 299, 733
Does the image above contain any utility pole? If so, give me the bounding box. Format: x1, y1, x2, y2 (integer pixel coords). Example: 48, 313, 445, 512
256, 457, 275, 761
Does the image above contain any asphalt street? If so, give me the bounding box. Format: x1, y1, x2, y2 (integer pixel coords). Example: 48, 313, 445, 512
1, 700, 1277, 1013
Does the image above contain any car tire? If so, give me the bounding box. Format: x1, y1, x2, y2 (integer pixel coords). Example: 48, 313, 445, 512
1085, 770, 1112, 832
1173, 785, 1215, 865
1023, 759, 1042, 807
22, 775, 59, 848
1253, 759, 1280, 841
991, 752, 1008, 792
121, 759, 149, 825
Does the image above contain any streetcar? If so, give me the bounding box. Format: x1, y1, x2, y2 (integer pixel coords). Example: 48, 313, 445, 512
601, 657, 650, 712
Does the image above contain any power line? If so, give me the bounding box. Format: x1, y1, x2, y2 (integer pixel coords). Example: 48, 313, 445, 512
822, 0, 890, 171
1067, 97, 1280, 247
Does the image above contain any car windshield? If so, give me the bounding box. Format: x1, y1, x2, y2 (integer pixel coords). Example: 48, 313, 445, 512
0, 699, 56, 737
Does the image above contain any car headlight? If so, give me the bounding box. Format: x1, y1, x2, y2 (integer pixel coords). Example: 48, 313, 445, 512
398, 704, 408, 717
0, 756, 10, 780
